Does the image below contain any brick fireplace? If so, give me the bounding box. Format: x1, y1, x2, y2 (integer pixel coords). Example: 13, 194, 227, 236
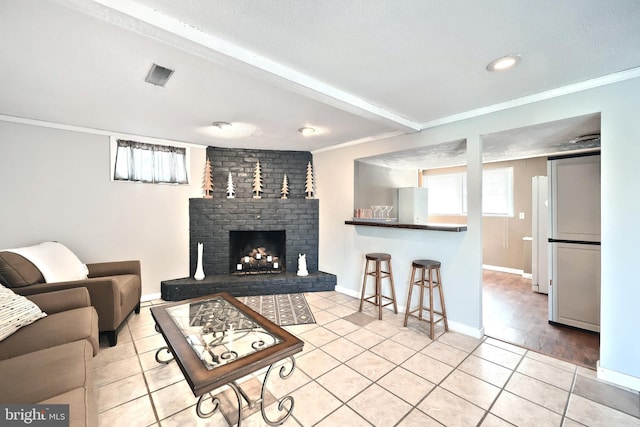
189, 198, 319, 276
160, 147, 337, 301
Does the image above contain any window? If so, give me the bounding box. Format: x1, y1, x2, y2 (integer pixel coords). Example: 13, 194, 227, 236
425, 172, 466, 215
482, 167, 514, 216
113, 139, 188, 184
424, 167, 513, 217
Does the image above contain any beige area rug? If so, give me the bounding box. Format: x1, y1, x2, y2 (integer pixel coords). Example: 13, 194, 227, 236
239, 293, 316, 326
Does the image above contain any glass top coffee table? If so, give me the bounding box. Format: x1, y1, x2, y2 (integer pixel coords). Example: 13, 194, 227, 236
150, 292, 304, 426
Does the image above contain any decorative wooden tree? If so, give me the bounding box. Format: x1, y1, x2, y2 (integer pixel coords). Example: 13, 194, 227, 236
252, 160, 263, 199
281, 174, 289, 199
305, 161, 315, 199
203, 158, 213, 198
226, 172, 235, 199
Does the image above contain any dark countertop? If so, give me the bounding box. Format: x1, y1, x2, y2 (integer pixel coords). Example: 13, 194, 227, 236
344, 220, 467, 232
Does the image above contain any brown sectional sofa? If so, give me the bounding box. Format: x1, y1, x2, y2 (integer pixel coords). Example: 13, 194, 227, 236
0, 288, 99, 426
0, 251, 142, 346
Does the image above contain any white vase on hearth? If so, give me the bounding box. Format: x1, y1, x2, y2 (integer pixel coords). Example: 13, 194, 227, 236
194, 242, 205, 280
297, 253, 308, 276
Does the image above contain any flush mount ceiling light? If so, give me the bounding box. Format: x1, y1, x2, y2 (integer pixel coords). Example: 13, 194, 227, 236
212, 121, 232, 129
203, 122, 257, 140
486, 54, 521, 72
298, 127, 316, 137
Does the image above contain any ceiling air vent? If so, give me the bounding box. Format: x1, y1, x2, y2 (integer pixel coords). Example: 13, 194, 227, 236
145, 64, 174, 87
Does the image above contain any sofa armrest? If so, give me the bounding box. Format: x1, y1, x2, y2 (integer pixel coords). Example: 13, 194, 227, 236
26, 288, 91, 314
87, 260, 140, 278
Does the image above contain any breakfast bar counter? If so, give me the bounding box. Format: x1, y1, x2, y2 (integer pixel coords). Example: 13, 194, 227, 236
345, 220, 467, 232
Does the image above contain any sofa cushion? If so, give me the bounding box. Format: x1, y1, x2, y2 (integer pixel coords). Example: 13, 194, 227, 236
0, 251, 44, 287
41, 383, 98, 427
3, 242, 88, 283
0, 305, 98, 360
0, 284, 47, 341
0, 340, 93, 404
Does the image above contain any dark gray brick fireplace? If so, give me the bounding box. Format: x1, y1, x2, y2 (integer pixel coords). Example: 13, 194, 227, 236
161, 147, 336, 301
189, 198, 319, 275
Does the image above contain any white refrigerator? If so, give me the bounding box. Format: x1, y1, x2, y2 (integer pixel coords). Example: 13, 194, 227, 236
547, 154, 601, 332
531, 176, 549, 294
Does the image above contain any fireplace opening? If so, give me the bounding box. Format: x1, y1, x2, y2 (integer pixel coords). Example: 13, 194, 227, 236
229, 230, 286, 275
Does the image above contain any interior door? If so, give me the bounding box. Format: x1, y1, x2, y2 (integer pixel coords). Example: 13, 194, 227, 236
532, 176, 548, 294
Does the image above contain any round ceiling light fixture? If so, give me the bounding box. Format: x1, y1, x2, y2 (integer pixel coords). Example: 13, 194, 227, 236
203, 121, 256, 139
298, 127, 316, 137
212, 121, 232, 129
486, 54, 521, 72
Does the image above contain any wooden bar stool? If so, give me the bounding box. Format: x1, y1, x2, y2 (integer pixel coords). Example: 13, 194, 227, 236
403, 259, 449, 339
359, 253, 398, 320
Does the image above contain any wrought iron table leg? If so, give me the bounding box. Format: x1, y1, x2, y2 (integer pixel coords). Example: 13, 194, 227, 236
154, 346, 174, 364
260, 356, 297, 426
193, 356, 297, 425
196, 392, 222, 418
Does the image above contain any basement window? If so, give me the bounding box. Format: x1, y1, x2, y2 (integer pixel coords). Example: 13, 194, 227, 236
112, 138, 189, 184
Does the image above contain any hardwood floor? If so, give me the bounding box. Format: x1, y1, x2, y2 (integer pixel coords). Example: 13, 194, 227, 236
483, 269, 600, 369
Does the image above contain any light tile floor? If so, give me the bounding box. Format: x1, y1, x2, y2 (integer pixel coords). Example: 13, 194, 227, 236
94, 291, 640, 426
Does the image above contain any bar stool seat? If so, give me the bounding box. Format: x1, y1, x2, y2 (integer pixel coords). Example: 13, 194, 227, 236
403, 259, 448, 339
359, 253, 398, 320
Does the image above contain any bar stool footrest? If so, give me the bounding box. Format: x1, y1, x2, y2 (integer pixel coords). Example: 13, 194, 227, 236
362, 295, 396, 308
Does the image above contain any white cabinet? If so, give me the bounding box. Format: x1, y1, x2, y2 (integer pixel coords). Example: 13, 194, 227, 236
548, 154, 601, 332
549, 155, 601, 241
550, 242, 601, 332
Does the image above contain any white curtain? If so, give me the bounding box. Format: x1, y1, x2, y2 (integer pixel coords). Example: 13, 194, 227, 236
114, 139, 188, 184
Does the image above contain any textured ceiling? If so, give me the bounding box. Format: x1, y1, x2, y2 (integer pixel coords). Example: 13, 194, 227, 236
359, 113, 601, 169
0, 0, 638, 153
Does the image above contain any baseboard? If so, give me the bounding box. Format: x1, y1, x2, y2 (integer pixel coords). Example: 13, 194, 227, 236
334, 286, 483, 339
141, 292, 161, 302
483, 264, 524, 276
448, 320, 484, 339
521, 273, 533, 279
334, 285, 359, 299
597, 362, 640, 392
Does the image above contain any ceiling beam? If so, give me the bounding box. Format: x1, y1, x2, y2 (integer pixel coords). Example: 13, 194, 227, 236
62, 0, 422, 133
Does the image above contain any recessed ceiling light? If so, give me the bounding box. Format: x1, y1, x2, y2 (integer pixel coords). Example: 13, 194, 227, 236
298, 127, 316, 137
486, 54, 521, 72
212, 121, 232, 129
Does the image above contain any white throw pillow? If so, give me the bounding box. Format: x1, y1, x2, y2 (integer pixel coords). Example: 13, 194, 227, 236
0, 285, 47, 341
5, 242, 88, 283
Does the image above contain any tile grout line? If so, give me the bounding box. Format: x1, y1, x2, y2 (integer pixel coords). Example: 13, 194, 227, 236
129, 313, 163, 426
107, 292, 640, 425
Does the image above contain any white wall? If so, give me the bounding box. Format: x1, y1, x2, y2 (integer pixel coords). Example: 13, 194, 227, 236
314, 76, 640, 390
0, 121, 206, 299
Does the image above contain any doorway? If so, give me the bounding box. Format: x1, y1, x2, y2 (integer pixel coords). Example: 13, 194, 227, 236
483, 269, 599, 368
479, 114, 601, 368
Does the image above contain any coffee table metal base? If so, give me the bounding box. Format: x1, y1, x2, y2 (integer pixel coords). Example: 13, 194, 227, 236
154, 346, 296, 426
